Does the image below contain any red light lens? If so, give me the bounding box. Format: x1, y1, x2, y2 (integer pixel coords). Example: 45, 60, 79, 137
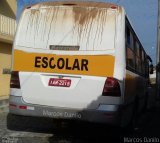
10, 71, 20, 88
9, 103, 17, 108
102, 77, 121, 97
19, 106, 27, 109
111, 6, 117, 9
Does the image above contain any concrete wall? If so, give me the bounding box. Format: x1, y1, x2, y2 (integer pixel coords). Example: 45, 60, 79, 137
0, 42, 12, 97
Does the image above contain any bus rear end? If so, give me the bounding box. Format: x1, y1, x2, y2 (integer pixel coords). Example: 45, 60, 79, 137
9, 2, 125, 125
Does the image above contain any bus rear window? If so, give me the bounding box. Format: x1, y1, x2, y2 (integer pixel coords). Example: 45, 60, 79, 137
15, 7, 116, 51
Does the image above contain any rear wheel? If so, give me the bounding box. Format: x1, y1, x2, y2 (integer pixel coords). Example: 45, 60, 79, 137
127, 97, 139, 132
7, 113, 27, 130
143, 91, 149, 112
7, 113, 56, 132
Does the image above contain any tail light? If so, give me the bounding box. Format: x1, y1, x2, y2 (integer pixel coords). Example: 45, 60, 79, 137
10, 71, 20, 88
102, 77, 121, 97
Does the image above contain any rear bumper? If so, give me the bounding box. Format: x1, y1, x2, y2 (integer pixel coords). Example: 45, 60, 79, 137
9, 95, 122, 125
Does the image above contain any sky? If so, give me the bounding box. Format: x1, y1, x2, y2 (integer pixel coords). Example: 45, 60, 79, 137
16, 0, 158, 64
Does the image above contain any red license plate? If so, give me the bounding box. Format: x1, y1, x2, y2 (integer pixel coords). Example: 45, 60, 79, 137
48, 78, 71, 87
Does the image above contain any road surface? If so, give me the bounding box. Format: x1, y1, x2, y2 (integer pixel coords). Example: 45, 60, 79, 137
0, 106, 160, 143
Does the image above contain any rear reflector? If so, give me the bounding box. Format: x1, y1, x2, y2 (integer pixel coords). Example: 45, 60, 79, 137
102, 77, 121, 97
10, 71, 20, 88
111, 6, 117, 9
9, 103, 17, 108
19, 106, 27, 109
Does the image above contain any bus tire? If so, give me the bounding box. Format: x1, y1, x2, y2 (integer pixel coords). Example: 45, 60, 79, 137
7, 113, 27, 130
128, 97, 139, 131
144, 91, 149, 111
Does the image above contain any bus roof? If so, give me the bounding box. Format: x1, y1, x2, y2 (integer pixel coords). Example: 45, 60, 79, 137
27, 1, 123, 12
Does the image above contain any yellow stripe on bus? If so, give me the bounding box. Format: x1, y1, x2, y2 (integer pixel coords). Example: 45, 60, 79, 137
13, 49, 115, 77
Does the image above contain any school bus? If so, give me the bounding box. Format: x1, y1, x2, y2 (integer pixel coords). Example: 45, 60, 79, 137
9, 1, 153, 127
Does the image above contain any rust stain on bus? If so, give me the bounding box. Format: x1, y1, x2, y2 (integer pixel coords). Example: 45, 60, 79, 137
73, 7, 97, 26
22, 1, 122, 50
26, 1, 121, 29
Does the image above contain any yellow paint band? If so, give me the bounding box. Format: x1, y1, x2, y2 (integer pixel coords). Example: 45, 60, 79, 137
13, 49, 115, 77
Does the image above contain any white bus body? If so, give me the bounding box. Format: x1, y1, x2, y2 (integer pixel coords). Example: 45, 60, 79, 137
9, 1, 150, 127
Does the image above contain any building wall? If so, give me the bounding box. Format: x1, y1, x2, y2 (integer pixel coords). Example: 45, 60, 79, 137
0, 0, 16, 97
0, 14, 17, 44
0, 42, 12, 97
0, 0, 16, 19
